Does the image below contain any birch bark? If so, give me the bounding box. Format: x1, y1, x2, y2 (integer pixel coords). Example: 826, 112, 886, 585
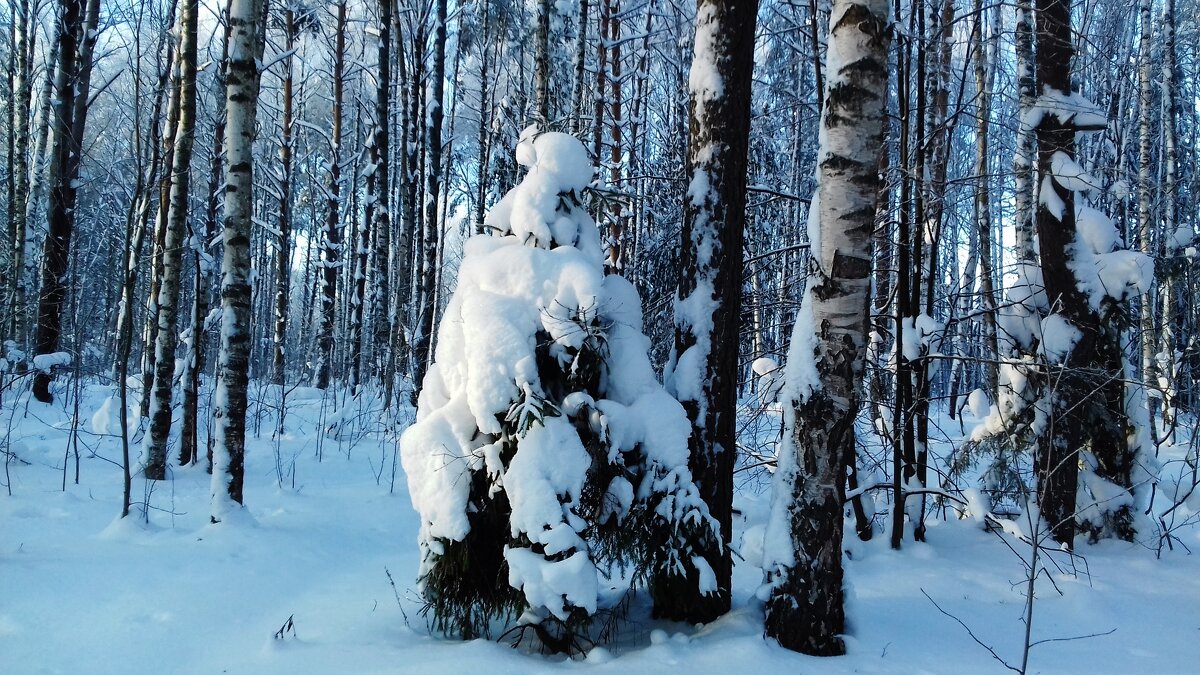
764, 0, 888, 655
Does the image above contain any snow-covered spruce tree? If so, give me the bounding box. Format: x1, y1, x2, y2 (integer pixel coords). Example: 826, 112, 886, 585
762, 0, 889, 656
400, 131, 720, 647
967, 0, 1151, 547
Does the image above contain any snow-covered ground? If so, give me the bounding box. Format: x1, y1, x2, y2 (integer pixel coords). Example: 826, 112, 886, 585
3, 383, 1199, 674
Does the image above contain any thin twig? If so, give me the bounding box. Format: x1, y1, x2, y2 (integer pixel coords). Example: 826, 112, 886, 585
384, 566, 410, 624
921, 588, 1020, 673
1027, 627, 1116, 649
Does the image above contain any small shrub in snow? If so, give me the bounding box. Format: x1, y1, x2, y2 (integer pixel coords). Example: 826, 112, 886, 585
400, 131, 719, 645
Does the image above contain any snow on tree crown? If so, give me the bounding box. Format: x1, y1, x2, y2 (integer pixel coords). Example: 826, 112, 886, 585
483, 127, 602, 260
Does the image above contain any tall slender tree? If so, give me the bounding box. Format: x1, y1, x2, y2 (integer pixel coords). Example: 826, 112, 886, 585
1033, 0, 1137, 546
7, 0, 33, 346
974, 0, 999, 394
764, 0, 889, 655
180, 4, 231, 467
272, 3, 300, 388
1136, 0, 1158, 437
1158, 0, 1181, 435
534, 0, 551, 125
366, 0, 392, 387
1013, 0, 1037, 269
5, 7, 16, 337
412, 0, 447, 399
140, 35, 185, 418
656, 0, 759, 623
314, 0, 347, 390
211, 0, 266, 521
32, 0, 101, 403
145, 0, 200, 479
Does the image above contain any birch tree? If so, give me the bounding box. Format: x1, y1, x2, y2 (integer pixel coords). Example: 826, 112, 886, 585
180, 6, 231, 467
763, 0, 889, 655
365, 0, 391, 388
145, 0, 200, 480
140, 38, 185, 418
1012, 0, 1037, 271
1136, 0, 1158, 437
7, 0, 34, 345
1159, 0, 1181, 436
212, 0, 265, 521
412, 0, 447, 399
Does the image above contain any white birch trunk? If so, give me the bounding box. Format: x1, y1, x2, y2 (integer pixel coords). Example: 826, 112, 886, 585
1159, 0, 1180, 436
146, 0, 199, 480
1136, 0, 1159, 438
1012, 0, 1036, 269
763, 0, 889, 655
211, 0, 264, 522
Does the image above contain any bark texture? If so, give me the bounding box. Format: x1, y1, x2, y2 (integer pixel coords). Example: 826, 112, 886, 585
146, 0, 200, 479
8, 0, 33, 344
763, 0, 889, 656
314, 0, 347, 390
366, 0, 392, 387
211, 0, 265, 520
272, 6, 297, 388
1012, 0, 1036, 267
412, 0, 447, 400
655, 0, 759, 624
32, 0, 101, 403
1033, 0, 1134, 547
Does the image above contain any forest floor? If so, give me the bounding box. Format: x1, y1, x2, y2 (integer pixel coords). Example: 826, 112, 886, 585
3, 381, 1199, 674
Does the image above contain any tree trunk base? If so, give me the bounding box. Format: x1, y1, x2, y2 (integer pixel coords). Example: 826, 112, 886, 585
32, 372, 52, 403
764, 563, 846, 656
650, 559, 730, 624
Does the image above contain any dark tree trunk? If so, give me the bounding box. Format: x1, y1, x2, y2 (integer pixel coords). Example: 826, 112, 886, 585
654, 0, 758, 624
412, 0, 447, 401
569, 0, 589, 135
146, 0, 200, 479
534, 0, 551, 125
272, 6, 297, 388
1033, 0, 1133, 547
367, 0, 392, 387
32, 0, 100, 403
140, 45, 184, 419
314, 0, 347, 390
181, 6, 230, 466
